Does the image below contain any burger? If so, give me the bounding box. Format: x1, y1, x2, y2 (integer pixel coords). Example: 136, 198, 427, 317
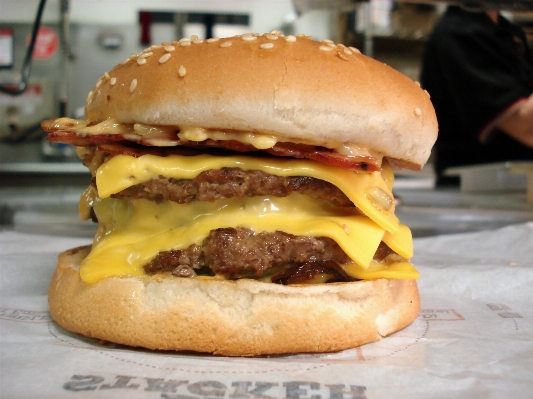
42, 32, 437, 356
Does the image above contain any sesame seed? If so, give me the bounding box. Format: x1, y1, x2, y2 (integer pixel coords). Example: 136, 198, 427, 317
265, 33, 279, 40
343, 47, 352, 55
164, 45, 176, 52
424, 90, 431, 98
337, 51, 349, 61
110, 77, 116, 86
178, 65, 187, 77
159, 53, 171, 63
130, 79, 137, 93
171, 40, 179, 46
414, 107, 422, 116
138, 51, 153, 59
137, 58, 147, 65
297, 34, 306, 38
161, 42, 169, 46
260, 43, 274, 49
270, 30, 281, 35
95, 78, 103, 88
220, 41, 232, 48
242, 33, 257, 41
319, 45, 333, 51
190, 35, 199, 41
327, 42, 336, 48
349, 46, 361, 54
180, 41, 191, 47
86, 90, 93, 102
193, 39, 204, 44
414, 81, 421, 87
322, 39, 334, 44
104, 72, 110, 79
286, 35, 296, 42
207, 38, 219, 43
150, 45, 158, 50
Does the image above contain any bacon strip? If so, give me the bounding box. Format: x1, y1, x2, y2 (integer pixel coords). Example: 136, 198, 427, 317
44, 123, 379, 172
98, 142, 204, 157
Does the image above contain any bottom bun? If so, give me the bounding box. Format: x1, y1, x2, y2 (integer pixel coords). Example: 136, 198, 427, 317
48, 246, 420, 356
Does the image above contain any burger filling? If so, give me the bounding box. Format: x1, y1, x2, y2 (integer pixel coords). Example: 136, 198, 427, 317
70, 147, 418, 285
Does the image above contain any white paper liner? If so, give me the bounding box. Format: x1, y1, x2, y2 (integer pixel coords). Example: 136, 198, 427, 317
1, 224, 532, 398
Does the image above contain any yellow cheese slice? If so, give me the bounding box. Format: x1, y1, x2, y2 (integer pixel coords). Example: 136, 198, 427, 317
81, 194, 389, 283
383, 224, 413, 260
343, 261, 420, 280
96, 154, 399, 233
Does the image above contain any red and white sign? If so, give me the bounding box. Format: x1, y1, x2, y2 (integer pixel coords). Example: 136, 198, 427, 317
26, 27, 58, 60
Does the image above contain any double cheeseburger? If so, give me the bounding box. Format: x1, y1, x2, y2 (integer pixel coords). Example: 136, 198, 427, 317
43, 32, 437, 356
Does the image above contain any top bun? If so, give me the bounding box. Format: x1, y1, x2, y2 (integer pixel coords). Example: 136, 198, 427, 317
86, 33, 437, 169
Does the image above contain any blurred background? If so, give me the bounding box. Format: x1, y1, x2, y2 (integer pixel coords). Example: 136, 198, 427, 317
1, 0, 532, 237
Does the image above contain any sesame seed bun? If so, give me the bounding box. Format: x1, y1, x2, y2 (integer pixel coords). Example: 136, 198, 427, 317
86, 34, 437, 169
49, 246, 420, 356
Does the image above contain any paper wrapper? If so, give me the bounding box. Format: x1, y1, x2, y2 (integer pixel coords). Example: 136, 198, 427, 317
1, 223, 532, 398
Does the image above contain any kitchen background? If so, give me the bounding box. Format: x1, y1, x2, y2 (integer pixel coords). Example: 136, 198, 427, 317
1, 0, 533, 236
0, 0, 450, 144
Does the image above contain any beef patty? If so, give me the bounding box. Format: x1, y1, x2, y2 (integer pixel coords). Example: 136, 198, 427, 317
108, 167, 354, 207
144, 227, 404, 284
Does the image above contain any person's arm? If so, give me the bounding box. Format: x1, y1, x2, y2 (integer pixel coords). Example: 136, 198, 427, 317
496, 94, 533, 147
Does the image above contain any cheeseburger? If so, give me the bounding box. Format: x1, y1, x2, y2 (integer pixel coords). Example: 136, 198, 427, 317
43, 32, 437, 356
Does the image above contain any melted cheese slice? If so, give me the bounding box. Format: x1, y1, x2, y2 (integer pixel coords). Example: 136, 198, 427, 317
81, 193, 414, 283
384, 224, 413, 260
96, 154, 399, 233
343, 261, 419, 280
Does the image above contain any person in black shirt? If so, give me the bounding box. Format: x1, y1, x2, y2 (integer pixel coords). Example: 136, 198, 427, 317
420, 6, 533, 185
